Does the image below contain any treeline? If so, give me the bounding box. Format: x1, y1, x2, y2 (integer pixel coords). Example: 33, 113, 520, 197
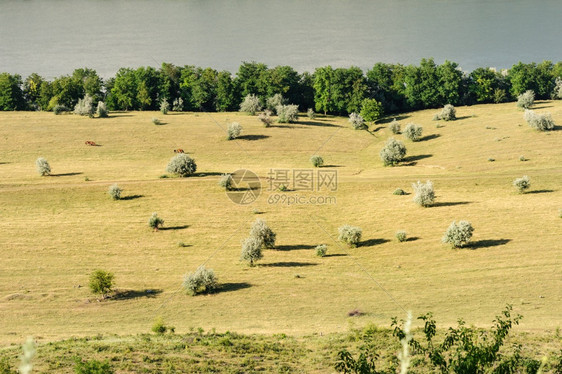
1, 59, 562, 115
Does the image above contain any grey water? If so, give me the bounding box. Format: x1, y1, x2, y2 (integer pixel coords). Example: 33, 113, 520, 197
1, 0, 561, 79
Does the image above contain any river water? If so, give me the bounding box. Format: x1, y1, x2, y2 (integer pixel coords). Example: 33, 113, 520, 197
1, 0, 561, 79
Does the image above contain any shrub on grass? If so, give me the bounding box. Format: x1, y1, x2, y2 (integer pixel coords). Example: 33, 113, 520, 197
183, 265, 218, 296
310, 155, 324, 168
389, 119, 401, 134
166, 153, 197, 177
74, 358, 114, 374
403, 123, 423, 141
108, 184, 122, 200
148, 212, 164, 230
96, 101, 108, 118
517, 90, 535, 109
360, 98, 384, 122
266, 93, 285, 113
519, 155, 526, 162
307, 108, 316, 119
239, 94, 262, 115
258, 109, 273, 127
218, 173, 233, 190
436, 104, 456, 121
412, 180, 435, 207
249, 219, 276, 249
74, 94, 94, 117
552, 77, 562, 99
276, 104, 299, 123
172, 97, 184, 112
348, 112, 366, 130
159, 99, 169, 114
89, 270, 114, 297
316, 244, 327, 257
393, 188, 406, 195
513, 175, 530, 193
226, 122, 242, 140
338, 225, 362, 247
241, 236, 263, 266
379, 138, 406, 166
152, 117, 162, 125
524, 110, 555, 131
35, 157, 51, 176
396, 231, 407, 242
53, 104, 69, 115
442, 220, 474, 248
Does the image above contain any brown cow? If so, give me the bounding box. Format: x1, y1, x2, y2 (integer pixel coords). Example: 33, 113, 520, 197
85, 141, 97, 146
174, 149, 184, 153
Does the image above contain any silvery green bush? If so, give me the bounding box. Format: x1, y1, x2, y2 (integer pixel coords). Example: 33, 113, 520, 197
338, 225, 362, 247
172, 97, 184, 112
389, 119, 401, 134
307, 108, 316, 119
266, 93, 285, 113
276, 104, 299, 123
249, 218, 276, 249
35, 157, 51, 176
403, 123, 423, 141
437, 104, 456, 121
148, 212, 164, 230
348, 112, 366, 130
241, 236, 263, 266
379, 138, 407, 166
524, 110, 555, 131
183, 265, 218, 296
310, 155, 324, 168
412, 180, 435, 207
442, 220, 474, 248
552, 77, 562, 99
393, 188, 406, 195
166, 153, 197, 177
395, 231, 407, 242
152, 117, 162, 125
517, 90, 535, 109
160, 98, 170, 114
258, 109, 273, 127
239, 94, 262, 115
513, 175, 530, 193
316, 244, 327, 257
96, 101, 108, 118
74, 94, 94, 116
218, 173, 233, 190
227, 122, 242, 140
108, 184, 122, 200
53, 104, 69, 115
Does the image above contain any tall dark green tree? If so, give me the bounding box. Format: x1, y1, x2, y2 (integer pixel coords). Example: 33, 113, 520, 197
437, 60, 463, 105
110, 68, 137, 110
508, 61, 554, 99
313, 66, 335, 114
192, 67, 218, 111
134, 66, 160, 110
216, 71, 239, 111
72, 68, 103, 102
48, 75, 84, 110
159, 62, 181, 104
261, 65, 302, 106
235, 61, 268, 98
23, 73, 45, 109
0, 73, 25, 110
366, 63, 407, 113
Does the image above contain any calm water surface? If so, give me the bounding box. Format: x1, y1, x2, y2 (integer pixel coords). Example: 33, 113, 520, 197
1, 0, 561, 78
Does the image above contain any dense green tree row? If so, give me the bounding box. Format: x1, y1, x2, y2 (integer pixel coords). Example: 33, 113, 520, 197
1, 59, 561, 114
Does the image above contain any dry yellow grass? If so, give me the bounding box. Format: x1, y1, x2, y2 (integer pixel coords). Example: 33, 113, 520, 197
0, 102, 560, 346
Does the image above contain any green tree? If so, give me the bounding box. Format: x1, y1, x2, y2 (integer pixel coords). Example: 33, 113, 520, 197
235, 61, 268, 98
134, 66, 160, 110
508, 61, 554, 99
216, 71, 239, 111
366, 62, 407, 113
23, 73, 45, 109
48, 75, 84, 110
192, 67, 218, 111
0, 73, 25, 110
72, 68, 103, 102
110, 68, 137, 110
360, 98, 383, 123
313, 66, 335, 114
437, 60, 463, 105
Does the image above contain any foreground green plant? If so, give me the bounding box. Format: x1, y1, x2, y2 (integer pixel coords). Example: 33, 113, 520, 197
183, 265, 218, 296
89, 270, 114, 298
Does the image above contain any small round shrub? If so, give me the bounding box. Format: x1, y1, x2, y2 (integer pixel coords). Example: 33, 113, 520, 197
74, 359, 114, 374
338, 225, 362, 247
403, 123, 423, 141
519, 155, 526, 162
89, 270, 114, 297
227, 122, 242, 140
108, 184, 122, 200
239, 94, 262, 115
160, 99, 170, 114
412, 180, 435, 207
310, 155, 324, 168
517, 90, 535, 109
524, 110, 555, 131
276, 104, 299, 123
183, 265, 218, 296
241, 236, 263, 266
151, 316, 169, 334
552, 77, 562, 99
218, 173, 233, 190
316, 244, 327, 257
74, 94, 94, 117
36, 157, 51, 176
148, 212, 164, 230
307, 108, 316, 119
379, 138, 406, 166
53, 104, 69, 115
393, 188, 406, 195
266, 94, 285, 113
258, 110, 273, 127
395, 231, 407, 242
249, 219, 276, 249
513, 175, 530, 193
360, 98, 384, 122
172, 97, 184, 112
348, 112, 366, 130
96, 101, 108, 118
437, 104, 456, 121
389, 119, 401, 134
166, 153, 197, 177
152, 117, 162, 125
442, 220, 474, 248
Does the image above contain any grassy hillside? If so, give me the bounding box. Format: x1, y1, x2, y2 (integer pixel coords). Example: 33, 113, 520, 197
0, 102, 560, 350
